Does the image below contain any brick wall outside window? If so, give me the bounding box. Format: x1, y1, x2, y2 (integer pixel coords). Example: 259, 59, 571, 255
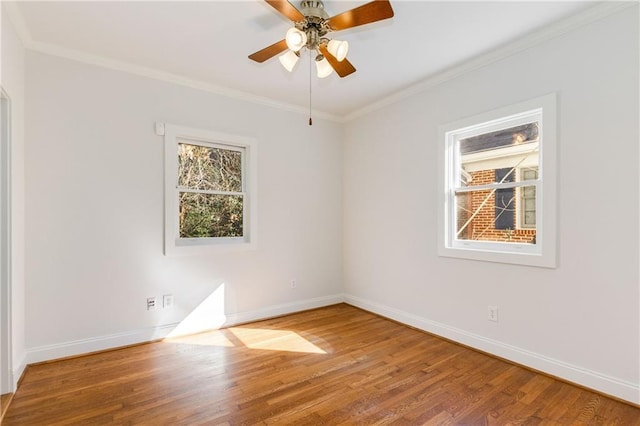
457, 169, 536, 243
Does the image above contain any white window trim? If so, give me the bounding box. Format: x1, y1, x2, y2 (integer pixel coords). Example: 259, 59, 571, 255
1, 88, 14, 393
163, 123, 258, 256
437, 93, 557, 268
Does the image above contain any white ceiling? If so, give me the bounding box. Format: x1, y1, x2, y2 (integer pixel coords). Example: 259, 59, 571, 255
10, 0, 597, 118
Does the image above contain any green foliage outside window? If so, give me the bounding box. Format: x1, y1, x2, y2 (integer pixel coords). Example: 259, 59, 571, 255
178, 142, 244, 238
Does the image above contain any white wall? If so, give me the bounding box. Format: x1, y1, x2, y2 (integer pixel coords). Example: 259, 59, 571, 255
343, 8, 639, 404
1, 4, 27, 389
16, 2, 640, 406
24, 52, 343, 361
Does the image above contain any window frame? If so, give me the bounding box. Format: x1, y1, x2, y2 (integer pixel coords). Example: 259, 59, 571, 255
163, 124, 257, 256
437, 94, 557, 268
177, 140, 246, 242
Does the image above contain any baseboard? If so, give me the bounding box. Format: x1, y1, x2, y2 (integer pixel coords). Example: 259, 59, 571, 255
24, 294, 344, 366
11, 356, 26, 392
224, 294, 344, 326
25, 323, 179, 365
22, 293, 638, 405
344, 294, 640, 405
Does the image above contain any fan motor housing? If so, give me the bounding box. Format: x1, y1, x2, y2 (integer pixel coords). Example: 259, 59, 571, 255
300, 1, 329, 19
298, 0, 330, 42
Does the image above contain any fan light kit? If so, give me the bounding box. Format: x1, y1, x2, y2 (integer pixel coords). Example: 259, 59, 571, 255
249, 0, 394, 79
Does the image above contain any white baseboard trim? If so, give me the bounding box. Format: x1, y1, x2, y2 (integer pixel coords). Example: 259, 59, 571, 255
12, 356, 26, 391
24, 294, 344, 366
25, 322, 180, 365
344, 294, 639, 405
22, 294, 639, 405
224, 294, 344, 326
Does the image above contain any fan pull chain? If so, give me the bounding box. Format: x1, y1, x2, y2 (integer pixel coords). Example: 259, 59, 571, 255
309, 50, 313, 126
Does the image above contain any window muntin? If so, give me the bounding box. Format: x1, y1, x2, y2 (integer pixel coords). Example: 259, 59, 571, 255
438, 93, 556, 268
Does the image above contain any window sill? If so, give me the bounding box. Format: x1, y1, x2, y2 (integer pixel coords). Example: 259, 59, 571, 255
438, 244, 556, 268
165, 238, 257, 256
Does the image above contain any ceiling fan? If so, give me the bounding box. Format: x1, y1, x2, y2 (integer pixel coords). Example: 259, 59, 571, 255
249, 0, 394, 78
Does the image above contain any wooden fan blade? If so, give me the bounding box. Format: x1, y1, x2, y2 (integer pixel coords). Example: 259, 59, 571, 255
248, 39, 288, 63
327, 0, 394, 31
264, 0, 305, 22
319, 44, 356, 78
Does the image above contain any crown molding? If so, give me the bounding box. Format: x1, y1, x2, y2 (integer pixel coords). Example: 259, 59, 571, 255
343, 1, 638, 122
2, 1, 33, 46
4, 1, 636, 124
26, 41, 341, 122
3, 1, 340, 123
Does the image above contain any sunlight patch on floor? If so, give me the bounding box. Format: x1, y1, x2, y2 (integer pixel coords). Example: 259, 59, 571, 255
228, 328, 326, 354
166, 331, 235, 347
166, 327, 326, 354
163, 283, 326, 354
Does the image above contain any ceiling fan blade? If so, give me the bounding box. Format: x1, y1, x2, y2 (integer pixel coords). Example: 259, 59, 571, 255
327, 0, 394, 31
319, 44, 356, 78
264, 0, 305, 22
248, 39, 288, 63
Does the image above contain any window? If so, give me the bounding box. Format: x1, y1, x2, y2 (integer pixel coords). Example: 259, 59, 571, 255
438, 94, 556, 267
178, 142, 244, 239
163, 124, 257, 255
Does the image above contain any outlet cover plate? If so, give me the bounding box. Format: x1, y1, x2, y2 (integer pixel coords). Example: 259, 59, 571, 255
488, 306, 499, 322
163, 294, 174, 308
147, 297, 157, 311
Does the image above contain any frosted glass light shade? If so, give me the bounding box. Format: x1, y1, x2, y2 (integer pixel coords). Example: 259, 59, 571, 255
315, 57, 333, 78
327, 39, 349, 62
278, 50, 299, 72
285, 27, 307, 52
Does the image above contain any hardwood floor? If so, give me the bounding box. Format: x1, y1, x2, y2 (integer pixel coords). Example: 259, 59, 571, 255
1, 392, 13, 422
4, 304, 640, 425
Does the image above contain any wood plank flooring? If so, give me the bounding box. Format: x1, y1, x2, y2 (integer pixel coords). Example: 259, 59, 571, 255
4, 304, 640, 425
1, 392, 13, 422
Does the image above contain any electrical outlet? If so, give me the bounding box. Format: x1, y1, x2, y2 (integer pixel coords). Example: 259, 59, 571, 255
290, 279, 297, 289
163, 294, 174, 309
488, 306, 499, 322
147, 297, 157, 311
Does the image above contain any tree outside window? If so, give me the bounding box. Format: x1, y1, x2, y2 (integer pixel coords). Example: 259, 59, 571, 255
178, 143, 244, 238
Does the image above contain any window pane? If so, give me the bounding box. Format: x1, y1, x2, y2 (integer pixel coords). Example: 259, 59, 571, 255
178, 143, 242, 192
458, 122, 539, 188
522, 168, 538, 181
179, 192, 243, 238
520, 184, 537, 228
495, 187, 515, 230
460, 122, 538, 153
455, 189, 536, 243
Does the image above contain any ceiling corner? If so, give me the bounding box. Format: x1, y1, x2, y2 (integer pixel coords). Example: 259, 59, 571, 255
3, 2, 33, 47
